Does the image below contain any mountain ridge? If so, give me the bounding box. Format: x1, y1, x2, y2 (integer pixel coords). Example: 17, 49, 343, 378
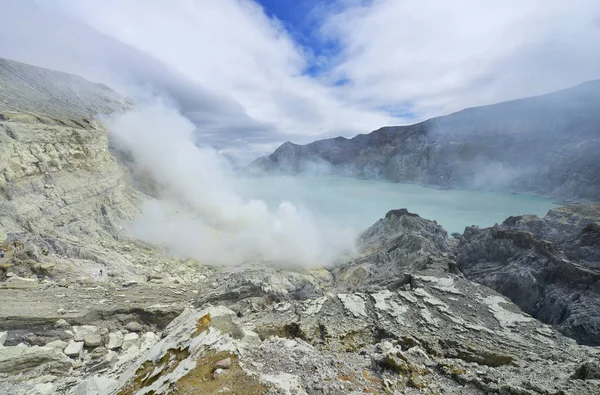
0, 56, 133, 120
253, 79, 600, 202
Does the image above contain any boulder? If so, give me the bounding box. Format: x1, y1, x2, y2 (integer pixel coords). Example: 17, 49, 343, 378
105, 350, 118, 366
106, 332, 123, 350
54, 319, 70, 328
73, 325, 99, 342
140, 332, 159, 350
215, 357, 231, 369
32, 262, 56, 276
83, 334, 102, 348
45, 340, 68, 350
121, 333, 139, 351
125, 321, 143, 332
572, 361, 600, 380
64, 341, 84, 358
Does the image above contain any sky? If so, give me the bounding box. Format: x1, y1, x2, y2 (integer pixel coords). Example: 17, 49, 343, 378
1, 0, 599, 163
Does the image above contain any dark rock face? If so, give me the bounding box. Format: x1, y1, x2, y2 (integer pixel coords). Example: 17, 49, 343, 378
457, 203, 600, 345
345, 203, 600, 346
572, 360, 600, 380
333, 208, 456, 291
252, 80, 600, 201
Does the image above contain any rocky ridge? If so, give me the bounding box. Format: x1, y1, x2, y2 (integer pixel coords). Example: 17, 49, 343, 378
458, 203, 600, 346
0, 57, 133, 120
2, 208, 600, 394
252, 80, 600, 201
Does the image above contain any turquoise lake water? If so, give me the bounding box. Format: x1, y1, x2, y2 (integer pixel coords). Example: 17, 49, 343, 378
236, 176, 559, 235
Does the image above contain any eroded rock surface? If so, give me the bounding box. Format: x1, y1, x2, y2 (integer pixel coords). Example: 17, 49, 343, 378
1, 209, 595, 394
458, 203, 600, 345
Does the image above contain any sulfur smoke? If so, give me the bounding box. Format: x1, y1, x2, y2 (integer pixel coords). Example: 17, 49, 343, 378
106, 101, 357, 267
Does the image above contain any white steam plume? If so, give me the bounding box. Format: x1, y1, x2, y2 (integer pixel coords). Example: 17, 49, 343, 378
106, 101, 356, 267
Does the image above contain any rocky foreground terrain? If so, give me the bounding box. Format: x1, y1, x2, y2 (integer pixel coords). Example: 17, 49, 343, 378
252, 80, 600, 202
0, 58, 599, 394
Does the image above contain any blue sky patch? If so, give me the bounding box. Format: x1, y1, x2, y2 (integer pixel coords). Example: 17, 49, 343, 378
256, 0, 342, 76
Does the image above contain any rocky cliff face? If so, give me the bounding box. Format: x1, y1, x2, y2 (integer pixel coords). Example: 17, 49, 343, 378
0, 58, 208, 284
252, 80, 600, 202
0, 57, 146, 281
457, 203, 600, 346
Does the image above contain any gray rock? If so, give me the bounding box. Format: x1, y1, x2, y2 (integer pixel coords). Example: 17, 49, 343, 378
0, 331, 6, 346
45, 340, 68, 350
54, 319, 70, 328
64, 341, 84, 358
0, 345, 71, 375
106, 332, 123, 350
124, 321, 142, 332
121, 333, 139, 351
73, 326, 99, 342
457, 203, 600, 345
572, 360, 600, 380
0, 57, 131, 119
140, 332, 159, 350
105, 350, 118, 366
31, 263, 55, 276
215, 357, 231, 369
89, 346, 107, 361
83, 334, 102, 348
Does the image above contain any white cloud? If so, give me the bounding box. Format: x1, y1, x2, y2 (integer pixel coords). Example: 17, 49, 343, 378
107, 100, 356, 267
1, 0, 599, 158
51, 0, 396, 144
322, 0, 600, 118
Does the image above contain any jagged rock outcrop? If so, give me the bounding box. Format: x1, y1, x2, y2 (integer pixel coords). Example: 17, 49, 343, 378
333, 208, 456, 292
1, 203, 599, 393
252, 80, 600, 201
0, 58, 209, 284
29, 209, 597, 395
457, 203, 600, 346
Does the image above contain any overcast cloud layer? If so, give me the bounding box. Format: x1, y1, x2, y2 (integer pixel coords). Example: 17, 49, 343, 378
1, 0, 599, 163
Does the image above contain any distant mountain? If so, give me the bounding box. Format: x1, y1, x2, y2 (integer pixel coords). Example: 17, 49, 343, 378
0, 57, 132, 120
252, 80, 600, 202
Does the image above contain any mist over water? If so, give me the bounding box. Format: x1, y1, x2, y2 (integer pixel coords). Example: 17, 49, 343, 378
106, 102, 357, 268
106, 102, 558, 268
235, 176, 559, 235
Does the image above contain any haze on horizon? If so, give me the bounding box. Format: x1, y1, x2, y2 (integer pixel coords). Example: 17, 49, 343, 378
1, 0, 599, 164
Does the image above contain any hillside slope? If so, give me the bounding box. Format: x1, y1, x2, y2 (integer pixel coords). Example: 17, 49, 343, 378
253, 80, 600, 201
0, 58, 204, 283
0, 57, 133, 120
